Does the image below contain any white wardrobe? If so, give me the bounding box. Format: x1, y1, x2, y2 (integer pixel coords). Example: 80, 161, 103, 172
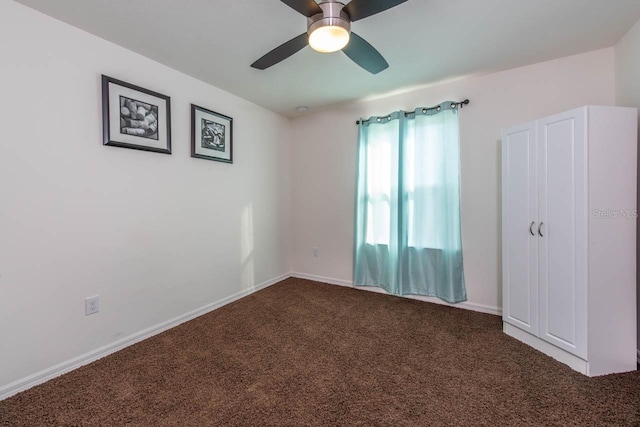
501, 105, 637, 376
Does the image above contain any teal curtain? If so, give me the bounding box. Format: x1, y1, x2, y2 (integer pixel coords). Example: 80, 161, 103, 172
353, 103, 466, 303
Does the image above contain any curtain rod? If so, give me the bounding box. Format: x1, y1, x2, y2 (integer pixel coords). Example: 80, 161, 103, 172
355, 99, 470, 125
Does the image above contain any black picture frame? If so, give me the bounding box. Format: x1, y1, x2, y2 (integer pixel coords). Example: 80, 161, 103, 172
101, 75, 172, 154
191, 104, 233, 163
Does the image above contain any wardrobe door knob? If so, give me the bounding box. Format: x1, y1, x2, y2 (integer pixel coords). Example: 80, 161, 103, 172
530, 221, 536, 236
538, 222, 544, 237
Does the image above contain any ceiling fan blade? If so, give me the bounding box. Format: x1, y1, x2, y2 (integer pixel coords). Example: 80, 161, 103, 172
342, 32, 388, 74
251, 33, 309, 70
281, 0, 323, 17
343, 0, 409, 21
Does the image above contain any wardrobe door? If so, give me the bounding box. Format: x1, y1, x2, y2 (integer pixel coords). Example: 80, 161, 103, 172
502, 122, 538, 334
537, 108, 587, 359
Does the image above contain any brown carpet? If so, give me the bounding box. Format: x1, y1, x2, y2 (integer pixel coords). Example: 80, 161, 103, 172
1, 278, 639, 426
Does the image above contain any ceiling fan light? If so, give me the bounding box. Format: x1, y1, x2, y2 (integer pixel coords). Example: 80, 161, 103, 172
309, 25, 350, 53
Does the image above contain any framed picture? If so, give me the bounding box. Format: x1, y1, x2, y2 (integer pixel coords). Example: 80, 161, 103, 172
191, 104, 233, 163
101, 75, 171, 154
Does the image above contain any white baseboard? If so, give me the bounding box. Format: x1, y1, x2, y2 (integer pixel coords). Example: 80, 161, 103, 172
291, 272, 353, 288
291, 271, 502, 316
0, 272, 290, 401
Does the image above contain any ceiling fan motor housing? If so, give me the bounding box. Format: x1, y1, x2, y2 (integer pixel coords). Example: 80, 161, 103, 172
307, 1, 351, 36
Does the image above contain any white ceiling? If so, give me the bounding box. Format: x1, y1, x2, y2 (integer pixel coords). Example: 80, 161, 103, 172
14, 0, 640, 117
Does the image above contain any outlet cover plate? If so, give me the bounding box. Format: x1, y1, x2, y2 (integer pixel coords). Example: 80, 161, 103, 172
85, 295, 99, 315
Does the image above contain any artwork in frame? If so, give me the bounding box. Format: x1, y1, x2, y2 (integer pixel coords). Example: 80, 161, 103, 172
191, 104, 233, 163
101, 75, 171, 154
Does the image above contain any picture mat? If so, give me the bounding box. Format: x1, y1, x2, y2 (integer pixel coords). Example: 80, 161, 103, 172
109, 82, 168, 150
194, 108, 231, 161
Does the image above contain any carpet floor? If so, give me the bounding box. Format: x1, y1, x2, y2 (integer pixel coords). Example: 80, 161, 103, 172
1, 278, 639, 426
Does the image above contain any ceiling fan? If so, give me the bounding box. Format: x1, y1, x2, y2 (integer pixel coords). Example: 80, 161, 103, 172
251, 0, 409, 74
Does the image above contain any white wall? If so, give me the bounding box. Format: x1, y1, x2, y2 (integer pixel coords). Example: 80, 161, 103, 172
615, 17, 640, 356
290, 49, 615, 313
0, 0, 291, 394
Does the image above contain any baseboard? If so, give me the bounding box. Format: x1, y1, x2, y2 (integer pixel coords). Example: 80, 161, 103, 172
291, 272, 353, 288
291, 271, 502, 316
0, 272, 290, 401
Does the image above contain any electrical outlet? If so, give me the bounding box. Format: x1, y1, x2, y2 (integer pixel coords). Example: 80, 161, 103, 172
313, 247, 319, 257
85, 295, 99, 315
